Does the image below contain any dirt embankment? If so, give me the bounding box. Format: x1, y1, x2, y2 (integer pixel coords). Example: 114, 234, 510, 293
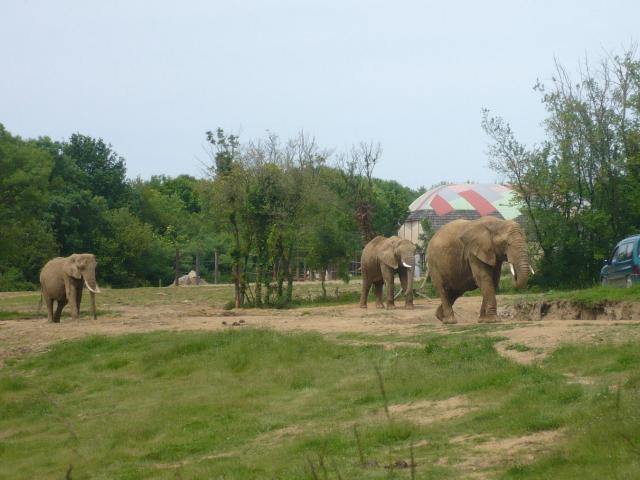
503, 299, 640, 321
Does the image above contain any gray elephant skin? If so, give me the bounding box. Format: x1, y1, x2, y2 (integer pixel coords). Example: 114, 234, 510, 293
427, 217, 531, 324
40, 254, 101, 322
360, 236, 416, 309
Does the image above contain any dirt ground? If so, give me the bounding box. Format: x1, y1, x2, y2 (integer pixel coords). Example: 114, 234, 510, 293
2, 295, 640, 367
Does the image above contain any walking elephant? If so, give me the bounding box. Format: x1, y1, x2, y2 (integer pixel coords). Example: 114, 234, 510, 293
360, 236, 416, 309
40, 254, 101, 322
427, 217, 532, 324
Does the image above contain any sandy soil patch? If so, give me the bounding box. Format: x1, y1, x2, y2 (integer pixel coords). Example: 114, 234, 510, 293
494, 320, 640, 364
454, 429, 564, 479
388, 395, 477, 425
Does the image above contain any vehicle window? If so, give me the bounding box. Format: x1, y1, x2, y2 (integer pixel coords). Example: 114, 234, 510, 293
616, 243, 633, 261
611, 247, 619, 263
617, 245, 628, 261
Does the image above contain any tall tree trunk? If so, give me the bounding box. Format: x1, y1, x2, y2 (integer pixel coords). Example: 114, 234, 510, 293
173, 247, 180, 286
255, 261, 263, 307
286, 246, 294, 303
320, 270, 327, 297
231, 219, 243, 308
234, 263, 241, 308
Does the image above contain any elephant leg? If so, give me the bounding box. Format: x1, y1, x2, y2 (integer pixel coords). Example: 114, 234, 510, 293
374, 282, 384, 308
360, 276, 371, 308
473, 264, 498, 323
53, 299, 67, 323
398, 267, 414, 309
436, 287, 459, 324
76, 286, 83, 318
44, 294, 54, 323
381, 265, 395, 309
68, 285, 80, 320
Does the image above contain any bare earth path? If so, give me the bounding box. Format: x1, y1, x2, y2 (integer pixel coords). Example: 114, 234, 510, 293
2, 295, 640, 367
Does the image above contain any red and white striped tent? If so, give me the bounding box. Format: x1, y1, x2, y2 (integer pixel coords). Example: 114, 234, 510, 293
398, 183, 523, 245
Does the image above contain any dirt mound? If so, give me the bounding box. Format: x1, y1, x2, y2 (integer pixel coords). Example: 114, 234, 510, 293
504, 299, 640, 321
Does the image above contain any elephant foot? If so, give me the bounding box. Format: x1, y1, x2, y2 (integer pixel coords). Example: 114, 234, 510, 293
359, 303, 368, 309
386, 303, 396, 310
436, 305, 456, 323
404, 303, 414, 310
478, 315, 498, 323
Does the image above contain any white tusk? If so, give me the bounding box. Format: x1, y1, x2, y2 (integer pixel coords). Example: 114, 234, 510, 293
402, 262, 412, 268
530, 265, 535, 275
84, 278, 101, 294
509, 263, 516, 277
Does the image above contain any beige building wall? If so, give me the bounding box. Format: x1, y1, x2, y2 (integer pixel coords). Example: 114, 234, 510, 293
398, 220, 424, 245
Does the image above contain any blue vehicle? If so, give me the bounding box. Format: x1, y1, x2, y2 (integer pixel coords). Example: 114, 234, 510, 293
600, 235, 640, 287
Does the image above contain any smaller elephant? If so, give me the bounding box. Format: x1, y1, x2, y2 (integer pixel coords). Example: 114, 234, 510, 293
40, 254, 101, 322
360, 236, 416, 309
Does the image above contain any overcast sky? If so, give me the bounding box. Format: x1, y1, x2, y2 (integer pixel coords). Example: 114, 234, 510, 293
2, 1, 638, 189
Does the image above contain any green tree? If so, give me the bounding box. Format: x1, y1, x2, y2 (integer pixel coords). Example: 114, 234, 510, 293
371, 178, 414, 237
96, 208, 172, 286
483, 47, 640, 287
0, 125, 57, 289
203, 129, 251, 307
63, 134, 128, 208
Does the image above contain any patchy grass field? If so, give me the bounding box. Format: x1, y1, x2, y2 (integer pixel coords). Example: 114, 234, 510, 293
1, 328, 639, 479
2, 283, 640, 478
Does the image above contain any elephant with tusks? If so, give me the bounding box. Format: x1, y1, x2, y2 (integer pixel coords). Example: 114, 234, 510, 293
427, 217, 533, 324
360, 236, 416, 309
40, 254, 101, 322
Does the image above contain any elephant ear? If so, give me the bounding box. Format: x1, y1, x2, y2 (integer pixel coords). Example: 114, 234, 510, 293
460, 223, 497, 266
379, 240, 399, 269
64, 256, 82, 279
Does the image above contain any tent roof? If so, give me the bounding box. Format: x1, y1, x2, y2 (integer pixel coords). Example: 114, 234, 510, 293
409, 183, 521, 220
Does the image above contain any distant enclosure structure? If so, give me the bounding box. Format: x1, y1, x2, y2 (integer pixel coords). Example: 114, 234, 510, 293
398, 183, 524, 245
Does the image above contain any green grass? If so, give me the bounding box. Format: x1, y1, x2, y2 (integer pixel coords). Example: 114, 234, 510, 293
1, 330, 639, 478
0, 311, 44, 320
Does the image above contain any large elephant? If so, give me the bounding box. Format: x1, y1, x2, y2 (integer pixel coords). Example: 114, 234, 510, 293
40, 254, 101, 322
360, 236, 416, 309
427, 217, 531, 324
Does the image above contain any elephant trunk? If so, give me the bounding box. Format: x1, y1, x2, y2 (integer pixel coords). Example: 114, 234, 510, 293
507, 240, 530, 289
405, 266, 414, 305
82, 271, 100, 320
90, 291, 97, 320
